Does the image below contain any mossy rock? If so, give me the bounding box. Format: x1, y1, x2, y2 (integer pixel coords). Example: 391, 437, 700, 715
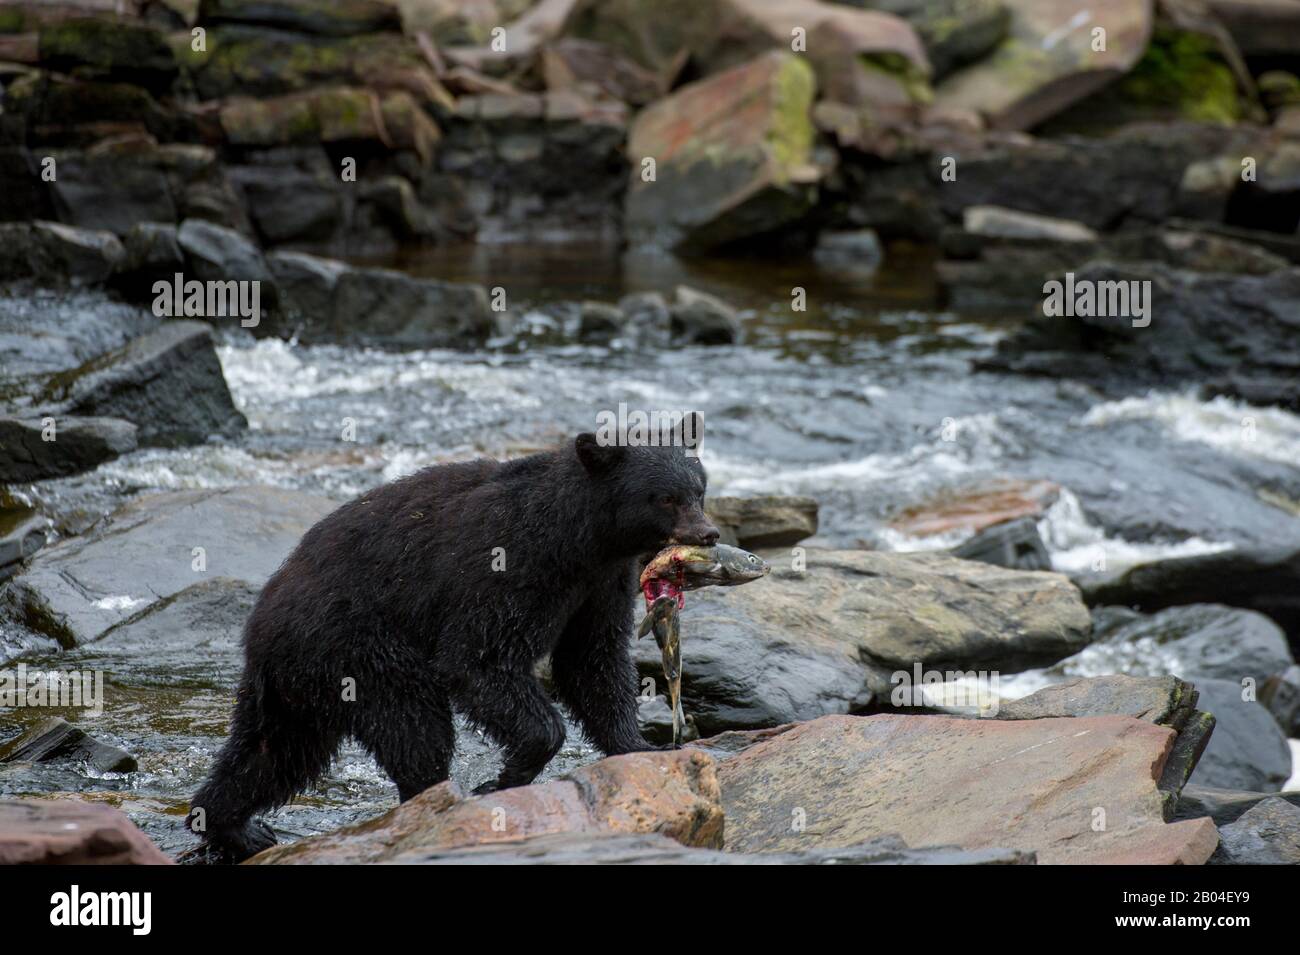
1116, 27, 1242, 124
38, 17, 178, 91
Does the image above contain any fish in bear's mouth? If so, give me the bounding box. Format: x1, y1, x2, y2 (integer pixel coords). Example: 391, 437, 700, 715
638, 543, 770, 609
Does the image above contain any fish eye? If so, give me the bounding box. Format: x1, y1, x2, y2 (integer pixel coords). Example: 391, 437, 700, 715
748, 555, 760, 564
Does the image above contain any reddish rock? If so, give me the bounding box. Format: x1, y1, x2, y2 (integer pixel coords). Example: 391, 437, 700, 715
625, 50, 820, 251
936, 0, 1155, 130
717, 714, 1220, 864
889, 478, 1060, 537
249, 749, 723, 864
0, 799, 172, 865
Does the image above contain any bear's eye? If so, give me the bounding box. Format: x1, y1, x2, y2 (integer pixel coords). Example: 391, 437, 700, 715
658, 494, 676, 507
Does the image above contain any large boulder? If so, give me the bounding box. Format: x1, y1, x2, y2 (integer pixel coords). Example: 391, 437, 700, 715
705, 495, 818, 548
1188, 677, 1292, 792
37, 15, 178, 93
935, 0, 1155, 130
0, 798, 172, 864
624, 51, 821, 252
632, 548, 1092, 733
985, 262, 1300, 411
34, 320, 247, 447
0, 486, 335, 654
249, 749, 724, 863
715, 713, 1219, 863
0, 221, 124, 286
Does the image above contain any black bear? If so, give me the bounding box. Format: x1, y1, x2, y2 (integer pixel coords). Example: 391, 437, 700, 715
185, 417, 718, 862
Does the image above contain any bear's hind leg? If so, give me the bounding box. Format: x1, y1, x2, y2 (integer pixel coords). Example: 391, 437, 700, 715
354, 684, 455, 802
457, 669, 566, 794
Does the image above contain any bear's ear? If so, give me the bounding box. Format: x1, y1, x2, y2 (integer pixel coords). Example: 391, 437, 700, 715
677, 411, 704, 452
575, 432, 625, 473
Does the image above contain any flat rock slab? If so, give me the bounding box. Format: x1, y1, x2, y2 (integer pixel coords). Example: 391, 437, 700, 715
717, 714, 1219, 864
385, 830, 1033, 865
0, 798, 171, 864
4, 486, 335, 651
249, 749, 724, 864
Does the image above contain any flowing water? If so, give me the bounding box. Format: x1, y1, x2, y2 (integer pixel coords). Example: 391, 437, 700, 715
4, 243, 1300, 853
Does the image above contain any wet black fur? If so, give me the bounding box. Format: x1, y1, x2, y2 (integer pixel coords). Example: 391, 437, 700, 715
186, 428, 717, 863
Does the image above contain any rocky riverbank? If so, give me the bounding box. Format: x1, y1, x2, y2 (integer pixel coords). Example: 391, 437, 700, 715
2, 0, 1300, 865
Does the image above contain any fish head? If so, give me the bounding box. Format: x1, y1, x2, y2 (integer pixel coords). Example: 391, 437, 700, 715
712, 544, 771, 584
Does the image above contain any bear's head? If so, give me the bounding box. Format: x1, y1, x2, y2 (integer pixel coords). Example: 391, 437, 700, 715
574, 411, 719, 556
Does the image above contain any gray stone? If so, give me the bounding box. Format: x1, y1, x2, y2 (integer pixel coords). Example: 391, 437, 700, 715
670, 286, 741, 345
1261, 665, 1300, 736
705, 495, 819, 548
951, 515, 1050, 570
35, 321, 246, 448
1210, 797, 1300, 865
963, 205, 1097, 242
0, 416, 137, 482
0, 717, 136, 773
0, 486, 335, 653
1190, 678, 1293, 792
1174, 784, 1300, 826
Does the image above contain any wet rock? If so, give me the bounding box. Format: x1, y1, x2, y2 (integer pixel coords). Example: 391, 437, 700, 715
0, 510, 46, 572
35, 320, 246, 448
811, 228, 882, 274
669, 286, 741, 344
632, 548, 1091, 733
249, 749, 724, 864
638, 694, 699, 746
0, 415, 137, 482
625, 51, 820, 252
950, 515, 1051, 571
888, 477, 1059, 538
386, 829, 1033, 864
1260, 664, 1300, 736
330, 267, 492, 348
266, 248, 348, 325
705, 495, 818, 548
0, 717, 136, 773
1080, 604, 1294, 688
1209, 797, 1300, 864
0, 221, 125, 286
0, 798, 172, 864
1189, 677, 1292, 792
716, 713, 1219, 863
935, 0, 1154, 130
71, 578, 258, 687
176, 218, 276, 300
358, 175, 435, 241
199, 0, 404, 35
985, 261, 1300, 411
1, 486, 335, 650
1174, 784, 1300, 825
